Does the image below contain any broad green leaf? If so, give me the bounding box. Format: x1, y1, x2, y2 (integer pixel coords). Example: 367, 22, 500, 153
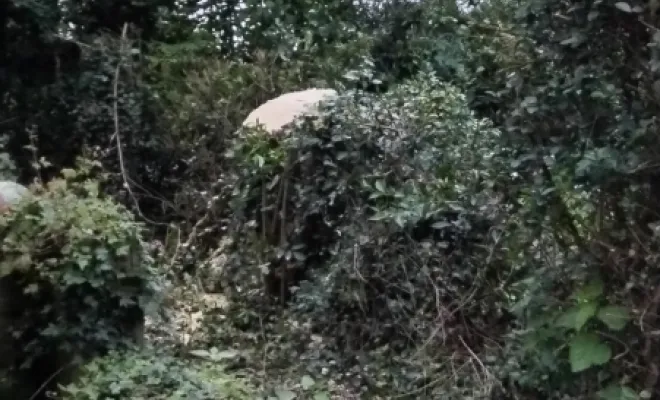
569, 333, 612, 372
61, 168, 77, 179
575, 279, 604, 302
208, 348, 241, 361
557, 307, 578, 329
597, 306, 631, 331
614, 2, 633, 12
313, 392, 331, 400
598, 384, 639, 400
301, 375, 315, 390
575, 302, 598, 331
557, 302, 598, 331
275, 389, 297, 400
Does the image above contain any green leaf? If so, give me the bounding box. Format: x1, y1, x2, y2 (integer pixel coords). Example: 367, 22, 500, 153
431, 221, 452, 229
557, 302, 598, 331
575, 278, 604, 302
597, 306, 631, 331
614, 2, 633, 12
275, 389, 297, 400
598, 384, 639, 400
556, 307, 578, 329
61, 168, 78, 179
569, 333, 612, 372
313, 392, 331, 400
301, 375, 315, 390
256, 155, 265, 168
574, 302, 598, 331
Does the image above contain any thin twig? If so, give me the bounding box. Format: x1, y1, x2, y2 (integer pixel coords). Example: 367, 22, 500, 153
111, 23, 165, 227
29, 362, 73, 400
458, 335, 502, 390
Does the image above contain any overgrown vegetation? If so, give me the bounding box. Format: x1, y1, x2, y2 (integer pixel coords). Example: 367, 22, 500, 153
59, 349, 255, 399
2, 0, 660, 398
0, 164, 159, 397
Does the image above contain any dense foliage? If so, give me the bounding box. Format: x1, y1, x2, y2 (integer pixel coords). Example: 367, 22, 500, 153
226, 70, 504, 339
59, 349, 254, 399
3, 0, 660, 398
0, 164, 159, 397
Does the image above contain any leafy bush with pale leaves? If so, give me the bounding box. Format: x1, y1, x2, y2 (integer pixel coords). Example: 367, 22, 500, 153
0, 163, 160, 379
58, 349, 255, 400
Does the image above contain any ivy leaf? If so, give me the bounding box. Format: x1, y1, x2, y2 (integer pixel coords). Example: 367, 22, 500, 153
313, 393, 331, 400
61, 168, 79, 180
597, 384, 639, 400
109, 381, 122, 395
597, 306, 631, 331
569, 333, 612, 372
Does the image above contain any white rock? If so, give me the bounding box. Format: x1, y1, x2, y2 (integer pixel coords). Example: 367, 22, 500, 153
0, 181, 28, 211
242, 88, 338, 135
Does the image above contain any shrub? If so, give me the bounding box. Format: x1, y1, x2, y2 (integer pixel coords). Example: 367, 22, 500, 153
143, 47, 316, 274
58, 349, 255, 400
0, 162, 160, 394
221, 68, 513, 390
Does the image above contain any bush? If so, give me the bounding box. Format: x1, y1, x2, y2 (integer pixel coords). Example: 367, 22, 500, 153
0, 162, 160, 394
143, 47, 319, 274
58, 349, 255, 400
219, 69, 513, 395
